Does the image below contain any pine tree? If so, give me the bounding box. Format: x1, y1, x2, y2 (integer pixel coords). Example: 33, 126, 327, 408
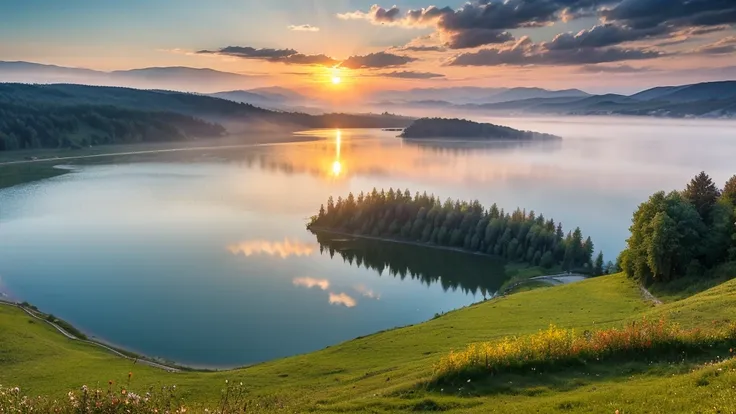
723, 175, 736, 206
683, 171, 721, 220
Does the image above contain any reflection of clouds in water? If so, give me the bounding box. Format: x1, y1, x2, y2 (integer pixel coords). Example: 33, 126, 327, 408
227, 239, 316, 259
354, 284, 380, 300
329, 292, 357, 308
293, 277, 330, 291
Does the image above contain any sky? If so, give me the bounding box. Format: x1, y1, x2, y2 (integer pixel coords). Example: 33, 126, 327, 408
0, 0, 735, 95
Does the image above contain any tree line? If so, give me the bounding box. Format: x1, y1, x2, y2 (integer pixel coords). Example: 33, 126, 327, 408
0, 101, 226, 151
620, 172, 736, 284
308, 188, 601, 273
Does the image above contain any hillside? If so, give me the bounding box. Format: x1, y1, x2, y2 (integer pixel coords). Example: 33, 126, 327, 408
1, 273, 734, 412
400, 118, 561, 140
0, 83, 413, 151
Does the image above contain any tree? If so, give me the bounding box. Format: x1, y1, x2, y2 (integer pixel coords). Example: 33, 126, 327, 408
683, 171, 721, 221
723, 175, 736, 206
593, 252, 604, 276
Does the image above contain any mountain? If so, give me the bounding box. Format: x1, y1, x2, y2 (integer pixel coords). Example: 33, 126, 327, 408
489, 87, 590, 103
247, 86, 306, 102
209, 90, 283, 106
0, 82, 414, 152
632, 81, 736, 103
0, 61, 258, 93
371, 86, 591, 105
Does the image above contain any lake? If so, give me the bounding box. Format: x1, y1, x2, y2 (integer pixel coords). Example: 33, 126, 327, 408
1, 116, 735, 368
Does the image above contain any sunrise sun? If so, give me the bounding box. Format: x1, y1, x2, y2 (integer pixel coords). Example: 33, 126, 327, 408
331, 76, 341, 85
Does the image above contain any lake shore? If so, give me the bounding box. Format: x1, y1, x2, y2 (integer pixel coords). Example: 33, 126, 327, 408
0, 132, 322, 190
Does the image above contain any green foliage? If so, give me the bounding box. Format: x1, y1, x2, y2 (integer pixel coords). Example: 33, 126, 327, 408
308, 189, 596, 270
683, 171, 721, 221
622, 172, 736, 285
0, 101, 225, 151
723, 175, 736, 206
399, 118, 560, 140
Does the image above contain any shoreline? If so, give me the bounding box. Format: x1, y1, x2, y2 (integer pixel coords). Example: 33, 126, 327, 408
0, 298, 190, 373
0, 133, 322, 190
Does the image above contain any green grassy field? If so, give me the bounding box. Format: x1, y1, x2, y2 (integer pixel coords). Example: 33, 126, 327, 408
2, 273, 735, 412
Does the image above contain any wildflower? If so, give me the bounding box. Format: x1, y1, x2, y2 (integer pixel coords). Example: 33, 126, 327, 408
81, 385, 88, 393
128, 372, 133, 379
225, 380, 229, 384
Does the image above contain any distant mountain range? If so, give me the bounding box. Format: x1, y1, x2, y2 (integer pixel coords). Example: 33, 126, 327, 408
373, 81, 736, 119
0, 61, 259, 93
2, 61, 735, 119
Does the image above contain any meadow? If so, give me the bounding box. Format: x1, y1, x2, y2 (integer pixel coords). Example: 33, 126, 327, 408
2, 273, 735, 412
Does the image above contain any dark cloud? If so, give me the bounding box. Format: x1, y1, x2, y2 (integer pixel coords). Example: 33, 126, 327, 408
602, 0, 736, 29
197, 46, 338, 66
578, 64, 654, 73
340, 52, 417, 69
376, 71, 445, 79
448, 38, 663, 66
545, 24, 668, 50
398, 45, 447, 52
198, 46, 297, 59
446, 29, 514, 49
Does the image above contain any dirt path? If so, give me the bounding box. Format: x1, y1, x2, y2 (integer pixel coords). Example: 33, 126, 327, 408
0, 299, 181, 372
639, 286, 663, 306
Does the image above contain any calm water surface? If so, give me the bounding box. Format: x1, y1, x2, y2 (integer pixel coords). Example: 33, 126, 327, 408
0, 116, 734, 367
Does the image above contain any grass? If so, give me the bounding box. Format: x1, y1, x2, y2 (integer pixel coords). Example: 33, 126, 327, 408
1, 273, 735, 412
433, 319, 736, 382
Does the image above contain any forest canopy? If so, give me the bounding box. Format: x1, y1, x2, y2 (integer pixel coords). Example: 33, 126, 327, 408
399, 118, 561, 140
620, 172, 736, 284
308, 189, 602, 273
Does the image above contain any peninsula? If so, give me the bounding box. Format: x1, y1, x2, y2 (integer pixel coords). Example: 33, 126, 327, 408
399, 117, 561, 140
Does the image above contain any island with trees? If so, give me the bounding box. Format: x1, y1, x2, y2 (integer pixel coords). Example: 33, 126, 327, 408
620, 172, 736, 286
398, 117, 561, 140
307, 189, 602, 273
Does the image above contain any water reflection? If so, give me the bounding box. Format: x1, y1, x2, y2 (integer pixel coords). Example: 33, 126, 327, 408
328, 292, 357, 308
314, 232, 509, 297
227, 239, 317, 258
292, 277, 330, 290
402, 138, 563, 155
331, 129, 343, 177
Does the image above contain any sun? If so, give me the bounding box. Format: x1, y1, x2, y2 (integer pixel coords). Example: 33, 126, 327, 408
331, 76, 342, 85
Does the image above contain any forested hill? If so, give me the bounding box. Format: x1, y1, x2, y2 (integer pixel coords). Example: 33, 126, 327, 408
0, 83, 413, 151
399, 118, 561, 140
308, 189, 603, 274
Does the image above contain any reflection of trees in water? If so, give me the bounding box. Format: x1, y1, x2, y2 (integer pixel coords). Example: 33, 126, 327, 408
402, 138, 562, 155
314, 232, 510, 297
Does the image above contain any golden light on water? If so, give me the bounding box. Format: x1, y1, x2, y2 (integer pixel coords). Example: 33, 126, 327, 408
331, 129, 343, 177
227, 239, 317, 259
331, 160, 342, 175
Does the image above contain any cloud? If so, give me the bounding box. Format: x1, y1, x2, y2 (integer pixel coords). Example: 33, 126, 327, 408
354, 285, 381, 300
578, 64, 654, 73
545, 24, 668, 51
198, 46, 338, 66
692, 36, 736, 55
375, 70, 445, 79
341, 52, 417, 69
448, 37, 663, 66
293, 277, 330, 290
336, 1, 619, 48
397, 45, 446, 52
445, 29, 515, 49
328, 292, 357, 307
601, 0, 736, 30
227, 239, 317, 258
288, 24, 320, 32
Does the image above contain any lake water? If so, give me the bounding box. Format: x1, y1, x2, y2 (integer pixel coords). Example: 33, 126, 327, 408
1, 116, 735, 368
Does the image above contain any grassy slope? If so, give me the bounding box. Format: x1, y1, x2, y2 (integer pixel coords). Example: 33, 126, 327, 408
1, 274, 735, 412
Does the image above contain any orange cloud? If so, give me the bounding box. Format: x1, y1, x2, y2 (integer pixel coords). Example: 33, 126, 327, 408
329, 292, 357, 307
227, 239, 317, 258
293, 277, 331, 290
